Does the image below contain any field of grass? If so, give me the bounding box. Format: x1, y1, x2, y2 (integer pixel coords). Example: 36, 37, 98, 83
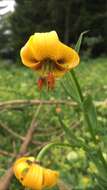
0, 57, 107, 101
0, 57, 107, 189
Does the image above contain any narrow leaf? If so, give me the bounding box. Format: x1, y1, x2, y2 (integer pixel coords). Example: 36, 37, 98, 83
83, 95, 97, 132
75, 31, 89, 53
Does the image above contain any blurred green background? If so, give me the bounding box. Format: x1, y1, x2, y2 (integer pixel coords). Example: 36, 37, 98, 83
0, 0, 107, 59
0, 0, 107, 189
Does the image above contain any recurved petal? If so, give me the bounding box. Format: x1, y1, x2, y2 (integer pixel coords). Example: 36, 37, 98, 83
13, 162, 28, 180
43, 168, 59, 188
30, 31, 60, 60
20, 38, 40, 69
23, 164, 43, 190
13, 157, 34, 180
55, 42, 80, 71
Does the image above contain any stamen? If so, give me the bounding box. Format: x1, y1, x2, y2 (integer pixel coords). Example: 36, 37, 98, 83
40, 58, 55, 76
37, 59, 56, 90
47, 72, 55, 90
37, 77, 45, 91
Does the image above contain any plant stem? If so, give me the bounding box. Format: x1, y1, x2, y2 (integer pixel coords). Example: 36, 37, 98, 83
36, 142, 72, 162
71, 70, 84, 103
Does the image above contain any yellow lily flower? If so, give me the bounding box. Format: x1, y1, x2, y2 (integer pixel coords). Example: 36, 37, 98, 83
20, 31, 80, 90
13, 156, 59, 190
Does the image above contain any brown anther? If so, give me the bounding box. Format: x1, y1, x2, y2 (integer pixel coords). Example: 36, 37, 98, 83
37, 77, 46, 91
47, 72, 55, 90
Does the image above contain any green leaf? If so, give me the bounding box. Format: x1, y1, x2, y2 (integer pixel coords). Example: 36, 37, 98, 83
83, 95, 97, 132
36, 142, 74, 161
58, 114, 86, 148
75, 31, 89, 53
61, 72, 82, 103
88, 149, 107, 178
95, 174, 107, 189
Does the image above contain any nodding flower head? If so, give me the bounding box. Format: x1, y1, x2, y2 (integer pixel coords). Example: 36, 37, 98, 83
20, 31, 80, 90
13, 156, 59, 190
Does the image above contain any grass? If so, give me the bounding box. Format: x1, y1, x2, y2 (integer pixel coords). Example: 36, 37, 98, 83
0, 57, 107, 101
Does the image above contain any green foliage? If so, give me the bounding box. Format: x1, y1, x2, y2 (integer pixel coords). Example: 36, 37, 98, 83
0, 58, 107, 189
83, 96, 97, 133
75, 31, 89, 53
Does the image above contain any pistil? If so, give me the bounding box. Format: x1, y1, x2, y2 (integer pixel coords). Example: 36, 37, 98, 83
40, 58, 55, 76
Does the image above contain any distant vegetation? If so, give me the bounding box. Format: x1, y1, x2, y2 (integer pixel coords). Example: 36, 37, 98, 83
0, 0, 107, 60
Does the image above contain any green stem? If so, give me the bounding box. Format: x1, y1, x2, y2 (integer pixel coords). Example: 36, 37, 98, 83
71, 70, 84, 103
71, 70, 96, 142
36, 142, 72, 162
